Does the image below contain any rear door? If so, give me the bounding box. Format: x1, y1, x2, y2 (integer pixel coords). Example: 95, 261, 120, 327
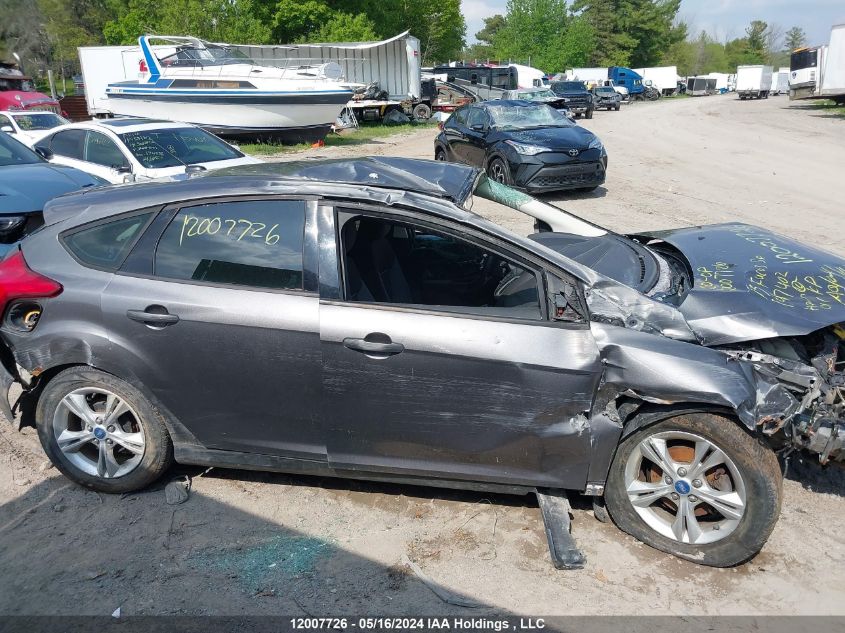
463, 107, 490, 166
319, 206, 602, 489
443, 107, 471, 163
97, 197, 324, 460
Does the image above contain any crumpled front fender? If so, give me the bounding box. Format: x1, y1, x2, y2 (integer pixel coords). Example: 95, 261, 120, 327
591, 322, 803, 430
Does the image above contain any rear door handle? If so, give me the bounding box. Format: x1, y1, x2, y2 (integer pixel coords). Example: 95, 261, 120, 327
126, 309, 179, 325
343, 337, 404, 356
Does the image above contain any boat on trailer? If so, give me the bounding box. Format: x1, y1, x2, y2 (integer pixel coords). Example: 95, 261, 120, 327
104, 35, 353, 142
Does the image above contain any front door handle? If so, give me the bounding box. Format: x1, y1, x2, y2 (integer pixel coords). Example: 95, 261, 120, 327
343, 337, 404, 356
126, 309, 179, 325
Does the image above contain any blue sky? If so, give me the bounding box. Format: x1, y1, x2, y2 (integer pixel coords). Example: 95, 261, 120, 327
462, 0, 845, 47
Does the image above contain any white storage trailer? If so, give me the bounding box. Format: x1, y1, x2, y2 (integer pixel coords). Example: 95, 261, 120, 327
233, 31, 420, 102
632, 66, 679, 95
736, 65, 773, 99
771, 67, 790, 95
821, 24, 845, 101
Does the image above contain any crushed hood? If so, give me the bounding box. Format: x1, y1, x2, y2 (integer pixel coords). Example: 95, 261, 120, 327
637, 223, 845, 345
502, 125, 597, 151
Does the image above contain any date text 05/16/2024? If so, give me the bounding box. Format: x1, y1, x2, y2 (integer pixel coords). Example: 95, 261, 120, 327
289, 618, 547, 630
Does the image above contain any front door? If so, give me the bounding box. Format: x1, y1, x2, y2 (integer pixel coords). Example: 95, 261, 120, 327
320, 208, 602, 489
100, 197, 324, 460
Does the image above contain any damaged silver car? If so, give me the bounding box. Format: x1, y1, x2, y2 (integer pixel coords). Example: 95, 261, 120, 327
0, 157, 841, 568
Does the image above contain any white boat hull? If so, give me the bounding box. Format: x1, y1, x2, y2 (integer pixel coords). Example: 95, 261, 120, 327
105, 93, 348, 141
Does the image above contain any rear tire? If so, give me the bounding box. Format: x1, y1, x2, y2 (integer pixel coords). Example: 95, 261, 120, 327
435, 147, 447, 161
36, 367, 173, 493
604, 412, 781, 567
413, 103, 432, 120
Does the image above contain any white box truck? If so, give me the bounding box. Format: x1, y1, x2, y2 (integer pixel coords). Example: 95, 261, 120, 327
820, 23, 845, 102
789, 26, 845, 103
736, 65, 773, 99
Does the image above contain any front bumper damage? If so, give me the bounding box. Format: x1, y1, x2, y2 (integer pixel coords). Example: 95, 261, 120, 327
582, 277, 845, 464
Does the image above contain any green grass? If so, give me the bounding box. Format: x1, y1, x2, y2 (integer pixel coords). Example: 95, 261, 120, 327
803, 99, 845, 118
241, 121, 438, 156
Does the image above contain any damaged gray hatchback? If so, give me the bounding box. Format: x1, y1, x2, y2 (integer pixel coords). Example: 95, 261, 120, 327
0, 157, 842, 568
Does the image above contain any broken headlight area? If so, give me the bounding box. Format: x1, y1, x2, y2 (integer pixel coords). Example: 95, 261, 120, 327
723, 325, 845, 464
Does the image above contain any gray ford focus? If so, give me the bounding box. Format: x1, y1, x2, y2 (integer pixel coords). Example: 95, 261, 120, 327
0, 157, 842, 569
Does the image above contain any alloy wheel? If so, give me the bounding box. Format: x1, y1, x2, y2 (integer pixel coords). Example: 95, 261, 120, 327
52, 387, 146, 479
623, 431, 747, 545
489, 160, 507, 183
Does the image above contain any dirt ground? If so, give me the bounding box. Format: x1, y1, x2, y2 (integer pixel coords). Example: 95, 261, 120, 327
1, 95, 844, 617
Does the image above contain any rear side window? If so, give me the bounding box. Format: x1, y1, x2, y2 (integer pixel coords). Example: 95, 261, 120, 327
49, 129, 85, 159
452, 108, 468, 126
154, 199, 305, 291
84, 131, 129, 168
63, 212, 154, 270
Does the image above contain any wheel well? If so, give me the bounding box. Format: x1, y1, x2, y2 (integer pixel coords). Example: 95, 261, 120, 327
17, 363, 88, 429
16, 364, 199, 449
619, 402, 742, 440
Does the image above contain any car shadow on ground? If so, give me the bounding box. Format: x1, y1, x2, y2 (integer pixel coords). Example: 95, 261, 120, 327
537, 185, 608, 202
783, 455, 845, 497
0, 475, 504, 616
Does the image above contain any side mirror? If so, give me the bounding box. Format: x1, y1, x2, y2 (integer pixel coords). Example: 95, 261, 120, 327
112, 164, 132, 174
35, 146, 53, 160
0, 125, 13, 133
471, 123, 485, 132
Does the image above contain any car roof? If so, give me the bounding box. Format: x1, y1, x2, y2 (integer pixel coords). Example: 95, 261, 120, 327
53, 118, 197, 134
41, 158, 483, 225
208, 158, 481, 204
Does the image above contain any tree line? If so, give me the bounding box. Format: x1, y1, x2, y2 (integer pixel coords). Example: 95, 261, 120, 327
0, 0, 812, 84
0, 0, 466, 77
464, 0, 809, 76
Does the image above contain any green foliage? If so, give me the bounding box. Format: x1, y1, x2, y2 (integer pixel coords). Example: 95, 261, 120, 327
307, 12, 379, 43
784, 26, 806, 52
745, 20, 768, 58
489, 0, 594, 72
570, 0, 679, 67
476, 15, 507, 45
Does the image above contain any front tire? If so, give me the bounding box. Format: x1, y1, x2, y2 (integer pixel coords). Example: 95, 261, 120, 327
604, 412, 781, 567
435, 147, 447, 161
36, 367, 173, 493
487, 157, 512, 185
585, 108, 593, 119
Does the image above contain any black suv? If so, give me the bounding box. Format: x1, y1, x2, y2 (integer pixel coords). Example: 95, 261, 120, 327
549, 81, 594, 119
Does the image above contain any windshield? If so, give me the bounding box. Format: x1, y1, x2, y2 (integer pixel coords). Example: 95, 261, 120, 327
553, 82, 586, 91
0, 132, 42, 166
120, 127, 242, 168
515, 89, 558, 101
159, 44, 254, 67
11, 112, 68, 131
595, 87, 615, 95
488, 104, 572, 130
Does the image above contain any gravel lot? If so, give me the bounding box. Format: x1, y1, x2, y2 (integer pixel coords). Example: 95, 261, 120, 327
1, 94, 844, 617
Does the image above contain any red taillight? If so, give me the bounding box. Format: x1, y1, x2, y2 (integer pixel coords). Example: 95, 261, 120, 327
0, 250, 62, 316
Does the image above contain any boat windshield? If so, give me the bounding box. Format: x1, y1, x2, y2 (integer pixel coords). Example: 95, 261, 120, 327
119, 127, 243, 168
158, 45, 254, 67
